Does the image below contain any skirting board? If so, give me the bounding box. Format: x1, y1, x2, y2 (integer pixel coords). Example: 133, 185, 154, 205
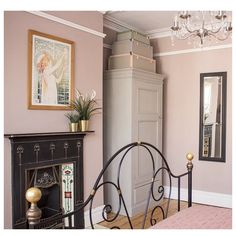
164, 186, 232, 208
84, 205, 107, 228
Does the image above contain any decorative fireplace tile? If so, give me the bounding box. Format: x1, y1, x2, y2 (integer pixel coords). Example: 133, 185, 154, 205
61, 163, 74, 226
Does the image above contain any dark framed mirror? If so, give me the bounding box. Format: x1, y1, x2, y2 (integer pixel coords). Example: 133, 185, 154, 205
199, 72, 227, 162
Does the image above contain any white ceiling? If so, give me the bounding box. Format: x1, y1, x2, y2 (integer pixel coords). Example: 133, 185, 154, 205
105, 11, 178, 34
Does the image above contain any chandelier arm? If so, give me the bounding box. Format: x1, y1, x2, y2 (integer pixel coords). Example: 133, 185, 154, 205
184, 23, 198, 34
207, 25, 225, 34
207, 31, 231, 41
185, 22, 223, 35
175, 32, 198, 40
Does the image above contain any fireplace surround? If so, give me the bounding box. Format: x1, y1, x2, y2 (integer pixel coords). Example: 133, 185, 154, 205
5, 131, 93, 229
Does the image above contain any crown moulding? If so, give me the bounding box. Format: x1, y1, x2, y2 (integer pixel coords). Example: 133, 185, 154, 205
103, 15, 145, 34
103, 14, 171, 39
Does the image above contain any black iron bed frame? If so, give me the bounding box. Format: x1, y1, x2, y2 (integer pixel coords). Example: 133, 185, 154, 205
25, 141, 194, 229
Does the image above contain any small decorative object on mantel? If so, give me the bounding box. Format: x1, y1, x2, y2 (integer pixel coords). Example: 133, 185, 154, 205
71, 89, 101, 132
65, 112, 80, 132
80, 120, 89, 133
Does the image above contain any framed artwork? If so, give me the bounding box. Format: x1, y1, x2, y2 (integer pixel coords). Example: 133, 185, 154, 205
28, 30, 74, 110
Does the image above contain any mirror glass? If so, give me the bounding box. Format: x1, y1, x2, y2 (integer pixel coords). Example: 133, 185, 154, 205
199, 72, 227, 162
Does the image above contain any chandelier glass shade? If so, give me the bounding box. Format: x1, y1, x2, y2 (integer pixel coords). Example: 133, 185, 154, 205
171, 11, 232, 47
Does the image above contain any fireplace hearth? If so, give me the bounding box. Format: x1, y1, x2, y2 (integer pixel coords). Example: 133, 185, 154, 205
5, 131, 93, 229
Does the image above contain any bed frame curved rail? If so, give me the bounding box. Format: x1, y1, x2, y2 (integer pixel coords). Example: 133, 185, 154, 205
25, 141, 194, 229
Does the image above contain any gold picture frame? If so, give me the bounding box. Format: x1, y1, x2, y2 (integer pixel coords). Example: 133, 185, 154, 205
28, 30, 74, 110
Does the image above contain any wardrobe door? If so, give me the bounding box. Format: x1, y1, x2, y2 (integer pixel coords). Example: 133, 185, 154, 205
133, 79, 163, 187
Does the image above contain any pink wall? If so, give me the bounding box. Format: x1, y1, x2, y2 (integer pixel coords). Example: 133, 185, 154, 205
103, 47, 112, 71
104, 27, 117, 44
4, 11, 104, 228
103, 27, 117, 71
46, 11, 103, 32
153, 37, 232, 194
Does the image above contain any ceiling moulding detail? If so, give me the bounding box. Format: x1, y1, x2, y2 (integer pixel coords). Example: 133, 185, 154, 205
154, 44, 232, 57
103, 15, 145, 34
103, 18, 126, 32
146, 27, 172, 39
27, 11, 106, 38
103, 15, 171, 39
99, 11, 107, 14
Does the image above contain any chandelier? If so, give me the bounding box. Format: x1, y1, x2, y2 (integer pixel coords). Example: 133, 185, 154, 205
171, 11, 232, 47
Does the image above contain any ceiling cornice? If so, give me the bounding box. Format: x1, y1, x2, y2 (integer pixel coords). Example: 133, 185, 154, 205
103, 16, 127, 32
103, 15, 145, 34
154, 44, 232, 57
103, 14, 171, 39
146, 27, 171, 39
99, 11, 107, 14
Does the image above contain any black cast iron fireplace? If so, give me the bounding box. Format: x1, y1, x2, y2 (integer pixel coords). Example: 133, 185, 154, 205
5, 131, 93, 229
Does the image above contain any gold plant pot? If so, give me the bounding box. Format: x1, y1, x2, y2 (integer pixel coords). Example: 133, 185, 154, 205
80, 120, 89, 132
69, 123, 79, 132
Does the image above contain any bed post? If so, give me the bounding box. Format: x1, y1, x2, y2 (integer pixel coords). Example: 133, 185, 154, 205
186, 153, 194, 207
25, 187, 42, 229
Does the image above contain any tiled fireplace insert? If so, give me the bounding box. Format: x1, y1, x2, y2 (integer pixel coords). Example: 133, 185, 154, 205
5, 131, 92, 229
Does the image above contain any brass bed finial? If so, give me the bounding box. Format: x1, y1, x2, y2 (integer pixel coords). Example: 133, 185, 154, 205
90, 189, 96, 196
25, 187, 42, 226
186, 153, 194, 171
137, 141, 142, 145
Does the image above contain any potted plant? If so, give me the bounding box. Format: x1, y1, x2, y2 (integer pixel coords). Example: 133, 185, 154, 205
71, 89, 101, 131
65, 112, 80, 132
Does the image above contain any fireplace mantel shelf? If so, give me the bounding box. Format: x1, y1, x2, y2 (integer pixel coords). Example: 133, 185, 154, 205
4, 131, 94, 139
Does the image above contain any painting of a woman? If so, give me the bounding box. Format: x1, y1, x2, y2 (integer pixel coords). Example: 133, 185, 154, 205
37, 51, 65, 104
29, 30, 74, 110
